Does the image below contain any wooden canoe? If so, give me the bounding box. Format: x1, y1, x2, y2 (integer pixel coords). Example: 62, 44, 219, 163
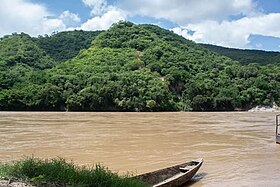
134, 158, 203, 187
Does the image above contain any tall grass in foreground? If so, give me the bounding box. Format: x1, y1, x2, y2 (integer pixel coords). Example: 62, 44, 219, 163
0, 157, 149, 187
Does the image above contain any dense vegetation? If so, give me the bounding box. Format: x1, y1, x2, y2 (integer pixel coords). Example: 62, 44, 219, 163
35, 30, 101, 62
0, 157, 148, 187
201, 44, 280, 65
0, 21, 279, 111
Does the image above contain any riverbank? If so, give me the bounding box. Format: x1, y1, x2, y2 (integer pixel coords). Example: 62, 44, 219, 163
248, 103, 280, 112
0, 157, 148, 187
0, 177, 33, 187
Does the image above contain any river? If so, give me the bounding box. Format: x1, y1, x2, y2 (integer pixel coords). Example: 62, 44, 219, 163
0, 112, 279, 186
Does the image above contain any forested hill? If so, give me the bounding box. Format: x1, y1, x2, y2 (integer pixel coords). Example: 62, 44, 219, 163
201, 43, 280, 65
34, 30, 101, 62
0, 21, 279, 111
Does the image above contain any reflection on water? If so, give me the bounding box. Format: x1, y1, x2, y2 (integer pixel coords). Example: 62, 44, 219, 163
0, 112, 280, 186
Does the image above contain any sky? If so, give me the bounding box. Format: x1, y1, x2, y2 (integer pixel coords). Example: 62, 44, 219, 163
1, 0, 280, 51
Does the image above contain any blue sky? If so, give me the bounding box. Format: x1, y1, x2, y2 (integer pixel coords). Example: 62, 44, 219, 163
1, 0, 280, 51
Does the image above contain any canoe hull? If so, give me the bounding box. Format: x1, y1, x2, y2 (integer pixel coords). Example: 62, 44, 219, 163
135, 159, 203, 187
277, 135, 280, 144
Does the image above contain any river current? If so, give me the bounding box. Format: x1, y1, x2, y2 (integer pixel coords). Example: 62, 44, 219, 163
0, 112, 279, 186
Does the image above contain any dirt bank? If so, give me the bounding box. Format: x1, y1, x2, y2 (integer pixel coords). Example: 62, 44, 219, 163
0, 178, 33, 187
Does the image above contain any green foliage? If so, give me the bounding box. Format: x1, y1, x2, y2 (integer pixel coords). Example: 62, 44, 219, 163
0, 157, 149, 187
201, 43, 280, 65
35, 30, 102, 62
94, 21, 154, 51
0, 22, 279, 111
0, 33, 56, 69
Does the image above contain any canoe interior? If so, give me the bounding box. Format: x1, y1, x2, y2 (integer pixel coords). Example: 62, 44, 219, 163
135, 160, 202, 186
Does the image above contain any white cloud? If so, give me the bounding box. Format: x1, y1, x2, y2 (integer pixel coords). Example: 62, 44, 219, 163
0, 0, 79, 36
41, 18, 66, 35
59, 11, 81, 23
116, 0, 280, 49
255, 43, 263, 48
0, 0, 48, 36
77, 0, 127, 31
1, 0, 279, 51
171, 13, 280, 48
118, 0, 255, 24
78, 8, 126, 31
0, 0, 126, 37
82, 0, 108, 15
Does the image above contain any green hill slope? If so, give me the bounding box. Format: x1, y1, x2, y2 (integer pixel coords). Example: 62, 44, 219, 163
0, 22, 279, 111
35, 30, 101, 62
201, 43, 280, 65
0, 33, 56, 69
0, 33, 56, 90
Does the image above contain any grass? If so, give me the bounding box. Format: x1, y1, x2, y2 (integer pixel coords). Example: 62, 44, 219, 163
0, 157, 150, 187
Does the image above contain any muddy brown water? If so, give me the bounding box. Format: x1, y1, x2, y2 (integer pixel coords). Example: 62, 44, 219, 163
0, 112, 280, 186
